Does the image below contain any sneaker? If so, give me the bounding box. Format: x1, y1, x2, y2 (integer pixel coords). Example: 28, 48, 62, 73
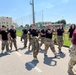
24, 46, 27, 48
54, 55, 57, 58
59, 51, 63, 53
15, 48, 18, 51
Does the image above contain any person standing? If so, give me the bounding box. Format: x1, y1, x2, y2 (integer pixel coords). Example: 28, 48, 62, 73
22, 26, 28, 48
30, 25, 39, 60
68, 24, 76, 41
44, 24, 57, 58
28, 25, 33, 50
39, 25, 46, 48
0, 26, 9, 54
57, 25, 64, 53
68, 28, 76, 75
9, 25, 18, 51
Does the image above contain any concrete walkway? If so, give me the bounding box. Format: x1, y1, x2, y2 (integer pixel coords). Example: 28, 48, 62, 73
0, 37, 76, 75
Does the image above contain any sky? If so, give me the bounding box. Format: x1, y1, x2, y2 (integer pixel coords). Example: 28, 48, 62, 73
0, 0, 76, 25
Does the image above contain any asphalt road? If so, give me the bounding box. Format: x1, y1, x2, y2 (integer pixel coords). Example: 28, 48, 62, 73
0, 37, 76, 75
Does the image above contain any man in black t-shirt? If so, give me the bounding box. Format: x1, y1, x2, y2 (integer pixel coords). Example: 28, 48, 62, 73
57, 25, 64, 53
30, 25, 39, 60
44, 25, 57, 58
40, 25, 46, 47
0, 26, 9, 54
9, 25, 18, 51
68, 25, 75, 41
22, 26, 28, 48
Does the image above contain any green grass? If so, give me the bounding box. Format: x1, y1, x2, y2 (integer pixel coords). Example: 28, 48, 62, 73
16, 30, 71, 46
63, 34, 71, 46
16, 30, 22, 37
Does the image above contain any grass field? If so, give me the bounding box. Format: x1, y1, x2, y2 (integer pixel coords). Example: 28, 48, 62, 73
16, 30, 22, 36
63, 34, 71, 46
16, 30, 71, 46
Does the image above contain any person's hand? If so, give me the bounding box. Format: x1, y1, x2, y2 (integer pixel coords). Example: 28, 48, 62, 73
48, 30, 52, 33
11, 38, 13, 40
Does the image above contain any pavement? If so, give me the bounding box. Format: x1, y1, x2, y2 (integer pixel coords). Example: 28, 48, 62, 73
0, 37, 76, 75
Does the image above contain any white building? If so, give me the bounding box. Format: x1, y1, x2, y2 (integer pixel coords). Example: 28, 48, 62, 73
0, 16, 13, 28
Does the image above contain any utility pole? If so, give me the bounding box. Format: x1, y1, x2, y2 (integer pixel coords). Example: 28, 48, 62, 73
30, 0, 35, 24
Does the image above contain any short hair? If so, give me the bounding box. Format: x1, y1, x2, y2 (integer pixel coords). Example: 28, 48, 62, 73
2, 25, 5, 27
43, 25, 46, 27
2, 25, 6, 28
33, 24, 36, 26
30, 25, 32, 27
11, 25, 14, 27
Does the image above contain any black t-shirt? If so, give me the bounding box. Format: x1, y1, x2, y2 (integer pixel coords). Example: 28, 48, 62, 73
46, 29, 53, 39
28, 29, 32, 33
0, 30, 8, 40
22, 29, 28, 34
30, 29, 38, 37
57, 29, 64, 36
68, 28, 75, 38
41, 29, 46, 37
9, 29, 16, 39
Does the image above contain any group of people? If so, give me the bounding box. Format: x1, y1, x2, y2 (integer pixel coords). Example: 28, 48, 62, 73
0, 25, 18, 54
0, 24, 76, 75
20, 24, 76, 75
20, 24, 65, 60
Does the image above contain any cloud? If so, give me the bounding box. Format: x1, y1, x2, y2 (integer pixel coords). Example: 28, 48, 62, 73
62, 0, 70, 3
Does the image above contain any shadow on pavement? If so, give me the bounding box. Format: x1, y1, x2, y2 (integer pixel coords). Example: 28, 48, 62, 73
19, 47, 25, 50
0, 52, 10, 58
39, 49, 44, 53
68, 73, 72, 75
57, 52, 66, 58
25, 50, 32, 55
9, 50, 15, 53
25, 60, 39, 71
43, 56, 57, 66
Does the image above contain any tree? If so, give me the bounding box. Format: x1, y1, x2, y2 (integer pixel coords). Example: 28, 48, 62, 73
55, 19, 67, 26
25, 24, 29, 29
60, 19, 66, 25
20, 25, 23, 28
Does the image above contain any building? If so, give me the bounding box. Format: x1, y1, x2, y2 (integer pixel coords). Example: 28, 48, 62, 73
0, 16, 13, 28
36, 22, 63, 29
36, 22, 52, 29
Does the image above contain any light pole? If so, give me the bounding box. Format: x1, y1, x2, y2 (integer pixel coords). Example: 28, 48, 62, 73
30, 0, 35, 24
